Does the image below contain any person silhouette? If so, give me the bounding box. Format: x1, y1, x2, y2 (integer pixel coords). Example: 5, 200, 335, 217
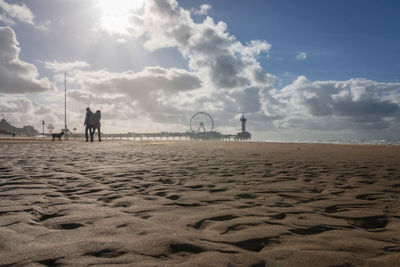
84, 107, 93, 142
89, 110, 102, 142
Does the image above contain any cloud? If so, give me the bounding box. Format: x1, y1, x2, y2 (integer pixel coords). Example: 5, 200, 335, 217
274, 76, 400, 131
192, 4, 211, 15
0, 95, 33, 113
0, 26, 56, 94
0, 95, 66, 131
0, 1, 51, 31
45, 60, 90, 73
296, 52, 307, 60
116, 38, 126, 43
0, 0, 34, 25
63, 66, 203, 126
34, 19, 51, 31
105, 0, 276, 131
69, 66, 201, 94
86, 0, 400, 137
116, 0, 279, 129
124, 0, 274, 91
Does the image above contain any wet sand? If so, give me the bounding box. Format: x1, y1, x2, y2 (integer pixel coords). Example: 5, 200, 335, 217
0, 140, 399, 266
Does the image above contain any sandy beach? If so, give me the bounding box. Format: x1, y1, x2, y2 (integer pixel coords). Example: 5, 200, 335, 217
0, 140, 399, 266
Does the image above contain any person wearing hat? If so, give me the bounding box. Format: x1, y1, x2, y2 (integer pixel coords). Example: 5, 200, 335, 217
84, 107, 93, 142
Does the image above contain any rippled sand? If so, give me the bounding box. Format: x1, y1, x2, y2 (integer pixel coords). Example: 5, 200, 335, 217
0, 140, 399, 266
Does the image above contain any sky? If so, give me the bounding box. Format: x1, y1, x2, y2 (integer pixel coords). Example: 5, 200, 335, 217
0, 0, 399, 141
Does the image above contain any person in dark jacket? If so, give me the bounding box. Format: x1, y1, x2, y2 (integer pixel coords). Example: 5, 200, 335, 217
84, 107, 93, 142
89, 110, 102, 142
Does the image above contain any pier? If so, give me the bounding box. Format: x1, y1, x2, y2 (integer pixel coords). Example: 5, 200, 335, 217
51, 112, 251, 141
66, 132, 240, 141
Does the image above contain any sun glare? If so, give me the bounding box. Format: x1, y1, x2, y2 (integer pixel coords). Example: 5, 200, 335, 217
98, 0, 143, 34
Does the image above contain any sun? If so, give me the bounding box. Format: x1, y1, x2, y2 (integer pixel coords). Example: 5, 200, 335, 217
98, 0, 143, 35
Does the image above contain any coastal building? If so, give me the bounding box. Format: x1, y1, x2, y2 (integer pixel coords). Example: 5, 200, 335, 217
0, 119, 39, 136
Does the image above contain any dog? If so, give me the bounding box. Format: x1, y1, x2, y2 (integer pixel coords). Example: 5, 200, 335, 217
52, 132, 64, 141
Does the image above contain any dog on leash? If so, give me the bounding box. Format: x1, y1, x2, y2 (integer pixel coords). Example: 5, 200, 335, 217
52, 132, 64, 141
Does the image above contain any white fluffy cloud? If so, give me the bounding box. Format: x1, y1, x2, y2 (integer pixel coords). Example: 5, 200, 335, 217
0, 1, 51, 31
97, 0, 276, 130
296, 52, 307, 60
0, 0, 34, 25
68, 66, 201, 94
64, 66, 202, 125
192, 4, 211, 15
274, 76, 400, 131
45, 60, 90, 73
0, 95, 33, 113
0, 95, 66, 130
0, 26, 56, 94
127, 1, 274, 90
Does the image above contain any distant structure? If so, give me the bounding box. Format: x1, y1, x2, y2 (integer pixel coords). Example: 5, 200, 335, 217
91, 112, 252, 141
190, 111, 214, 133
235, 113, 251, 140
187, 111, 251, 140
47, 122, 54, 134
189, 111, 222, 139
0, 119, 39, 136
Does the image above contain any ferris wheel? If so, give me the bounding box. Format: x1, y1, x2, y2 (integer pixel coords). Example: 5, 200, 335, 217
190, 112, 214, 133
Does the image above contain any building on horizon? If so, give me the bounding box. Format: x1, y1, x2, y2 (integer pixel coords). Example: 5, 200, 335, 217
0, 119, 39, 136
